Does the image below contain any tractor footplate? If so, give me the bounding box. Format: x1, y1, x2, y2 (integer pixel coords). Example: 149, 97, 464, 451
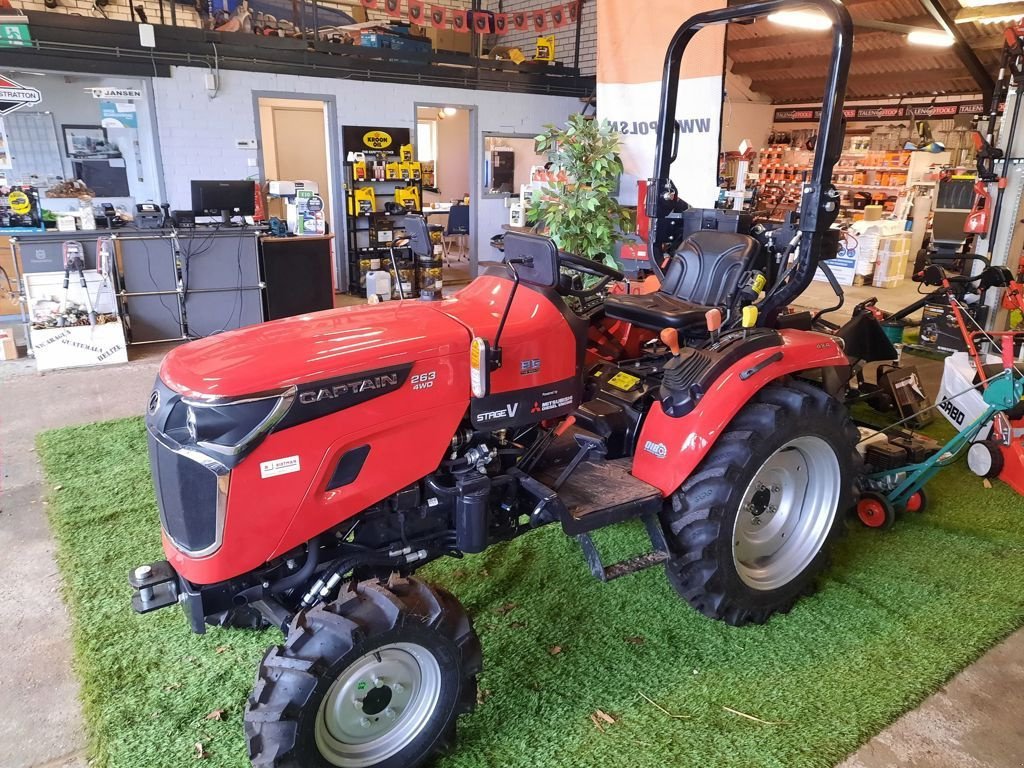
576, 512, 670, 582
541, 457, 663, 535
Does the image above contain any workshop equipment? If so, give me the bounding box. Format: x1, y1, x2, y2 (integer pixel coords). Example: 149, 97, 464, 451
859, 332, 1024, 528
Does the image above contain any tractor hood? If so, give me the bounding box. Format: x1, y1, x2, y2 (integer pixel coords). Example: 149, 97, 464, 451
160, 301, 472, 399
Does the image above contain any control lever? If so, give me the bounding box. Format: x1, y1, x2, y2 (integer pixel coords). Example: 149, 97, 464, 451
705, 308, 722, 343
659, 327, 687, 391
742, 305, 759, 339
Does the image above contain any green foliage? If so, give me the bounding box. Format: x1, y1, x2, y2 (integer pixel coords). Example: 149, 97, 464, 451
529, 114, 635, 267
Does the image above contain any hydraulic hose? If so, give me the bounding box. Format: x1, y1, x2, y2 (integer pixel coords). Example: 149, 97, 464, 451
270, 536, 321, 595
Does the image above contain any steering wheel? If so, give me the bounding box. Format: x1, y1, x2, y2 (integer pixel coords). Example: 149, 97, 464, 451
555, 250, 625, 299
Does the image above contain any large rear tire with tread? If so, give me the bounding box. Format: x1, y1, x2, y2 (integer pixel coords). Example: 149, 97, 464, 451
661, 380, 860, 626
244, 576, 481, 768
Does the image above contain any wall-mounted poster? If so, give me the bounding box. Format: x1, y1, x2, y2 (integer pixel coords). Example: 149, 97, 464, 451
99, 101, 138, 129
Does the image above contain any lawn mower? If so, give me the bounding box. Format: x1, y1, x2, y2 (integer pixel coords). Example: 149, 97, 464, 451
857, 332, 1024, 528
129, 2, 858, 766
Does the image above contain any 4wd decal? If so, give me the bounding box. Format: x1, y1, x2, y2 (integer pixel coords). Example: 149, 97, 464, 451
470, 377, 580, 430
275, 364, 412, 431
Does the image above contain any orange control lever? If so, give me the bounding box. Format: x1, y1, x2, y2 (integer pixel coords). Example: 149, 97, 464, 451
705, 308, 723, 335
659, 327, 681, 356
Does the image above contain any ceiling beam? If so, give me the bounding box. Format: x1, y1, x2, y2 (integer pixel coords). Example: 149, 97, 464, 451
730, 49, 962, 77
919, 0, 994, 102
765, 74, 983, 102
954, 3, 1024, 24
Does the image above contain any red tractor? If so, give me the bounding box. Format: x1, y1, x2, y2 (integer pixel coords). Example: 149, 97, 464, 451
131, 1, 856, 765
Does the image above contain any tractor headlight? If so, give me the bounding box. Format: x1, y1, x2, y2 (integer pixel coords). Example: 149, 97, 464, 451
162, 387, 296, 466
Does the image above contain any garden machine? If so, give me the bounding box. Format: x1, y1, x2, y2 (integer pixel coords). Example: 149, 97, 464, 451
858, 332, 1024, 527
129, 2, 859, 766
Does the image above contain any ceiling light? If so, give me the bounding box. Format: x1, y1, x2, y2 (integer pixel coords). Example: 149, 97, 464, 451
442, 107, 458, 116
767, 10, 832, 30
957, 0, 1010, 8
907, 29, 955, 46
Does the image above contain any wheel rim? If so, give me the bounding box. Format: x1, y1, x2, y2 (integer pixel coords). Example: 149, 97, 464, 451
314, 642, 442, 768
905, 492, 923, 513
857, 498, 888, 527
732, 435, 841, 591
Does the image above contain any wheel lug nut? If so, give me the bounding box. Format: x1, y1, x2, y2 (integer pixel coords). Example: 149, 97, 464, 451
353, 695, 365, 705
768, 505, 777, 514
385, 707, 397, 719
772, 485, 781, 493
392, 682, 404, 694
372, 675, 384, 688
359, 717, 371, 728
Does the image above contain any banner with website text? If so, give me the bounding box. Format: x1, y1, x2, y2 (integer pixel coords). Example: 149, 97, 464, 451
597, 0, 725, 206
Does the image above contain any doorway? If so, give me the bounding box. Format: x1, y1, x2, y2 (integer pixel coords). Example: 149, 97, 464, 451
415, 104, 476, 286
255, 95, 343, 289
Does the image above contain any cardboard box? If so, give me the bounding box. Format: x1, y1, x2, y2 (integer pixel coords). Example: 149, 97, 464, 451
411, 24, 474, 54
920, 301, 988, 354
0, 327, 17, 360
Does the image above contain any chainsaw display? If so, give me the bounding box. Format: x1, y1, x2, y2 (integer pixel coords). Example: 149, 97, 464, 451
129, 2, 860, 766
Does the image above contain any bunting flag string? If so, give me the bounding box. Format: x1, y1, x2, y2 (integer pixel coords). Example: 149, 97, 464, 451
366, 2, 579, 33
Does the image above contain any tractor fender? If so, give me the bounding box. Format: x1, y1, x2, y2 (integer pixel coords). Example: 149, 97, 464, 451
632, 329, 848, 496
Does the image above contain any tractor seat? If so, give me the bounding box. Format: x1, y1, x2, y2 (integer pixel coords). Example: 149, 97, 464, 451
604, 231, 759, 331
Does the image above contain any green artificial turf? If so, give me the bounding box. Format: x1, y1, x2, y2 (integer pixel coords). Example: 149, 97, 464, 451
38, 416, 1024, 768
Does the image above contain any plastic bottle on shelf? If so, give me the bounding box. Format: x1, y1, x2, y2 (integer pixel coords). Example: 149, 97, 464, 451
365, 259, 392, 302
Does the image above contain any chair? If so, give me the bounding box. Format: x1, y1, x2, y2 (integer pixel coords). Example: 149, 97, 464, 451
603, 231, 759, 334
445, 203, 470, 259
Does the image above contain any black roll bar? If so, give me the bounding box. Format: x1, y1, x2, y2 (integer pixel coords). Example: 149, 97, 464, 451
646, 0, 854, 323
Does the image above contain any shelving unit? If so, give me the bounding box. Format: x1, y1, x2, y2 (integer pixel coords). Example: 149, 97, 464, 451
344, 154, 442, 298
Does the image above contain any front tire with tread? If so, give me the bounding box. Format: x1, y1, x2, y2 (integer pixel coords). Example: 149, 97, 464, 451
661, 380, 860, 626
244, 576, 481, 768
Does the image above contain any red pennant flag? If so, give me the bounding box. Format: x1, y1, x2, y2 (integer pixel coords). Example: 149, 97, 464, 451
429, 4, 446, 28
383, 0, 401, 18
472, 11, 493, 34
359, 0, 378, 9
451, 8, 468, 32
550, 5, 568, 27
407, 0, 424, 25
567, 1, 580, 23
512, 11, 528, 30
532, 9, 547, 32
493, 13, 509, 35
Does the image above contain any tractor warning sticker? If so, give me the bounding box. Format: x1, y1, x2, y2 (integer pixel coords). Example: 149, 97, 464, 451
260, 455, 301, 479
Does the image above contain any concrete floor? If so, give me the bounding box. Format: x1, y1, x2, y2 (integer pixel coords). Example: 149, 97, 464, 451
2, 279, 1024, 768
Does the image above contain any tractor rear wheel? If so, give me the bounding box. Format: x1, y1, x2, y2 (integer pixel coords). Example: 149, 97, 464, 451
245, 577, 481, 768
661, 380, 860, 626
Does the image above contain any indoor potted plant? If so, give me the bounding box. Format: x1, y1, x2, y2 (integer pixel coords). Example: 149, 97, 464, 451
528, 114, 635, 271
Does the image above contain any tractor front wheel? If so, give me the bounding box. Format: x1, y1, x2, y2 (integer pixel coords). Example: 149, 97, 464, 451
661, 381, 860, 626
245, 577, 481, 768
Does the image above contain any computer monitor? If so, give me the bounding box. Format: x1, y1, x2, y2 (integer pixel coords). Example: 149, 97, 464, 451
191, 180, 255, 224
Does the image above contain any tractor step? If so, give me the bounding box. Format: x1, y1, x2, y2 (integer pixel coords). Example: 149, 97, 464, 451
576, 512, 671, 582
540, 457, 663, 535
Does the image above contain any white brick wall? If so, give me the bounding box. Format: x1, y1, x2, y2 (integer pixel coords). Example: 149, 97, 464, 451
17, 0, 201, 27
481, 0, 595, 75
152, 65, 578, 265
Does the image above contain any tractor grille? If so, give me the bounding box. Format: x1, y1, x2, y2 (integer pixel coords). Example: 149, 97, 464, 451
148, 432, 226, 555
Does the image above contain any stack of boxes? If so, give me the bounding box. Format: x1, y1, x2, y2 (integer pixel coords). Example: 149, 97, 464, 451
872, 233, 911, 289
